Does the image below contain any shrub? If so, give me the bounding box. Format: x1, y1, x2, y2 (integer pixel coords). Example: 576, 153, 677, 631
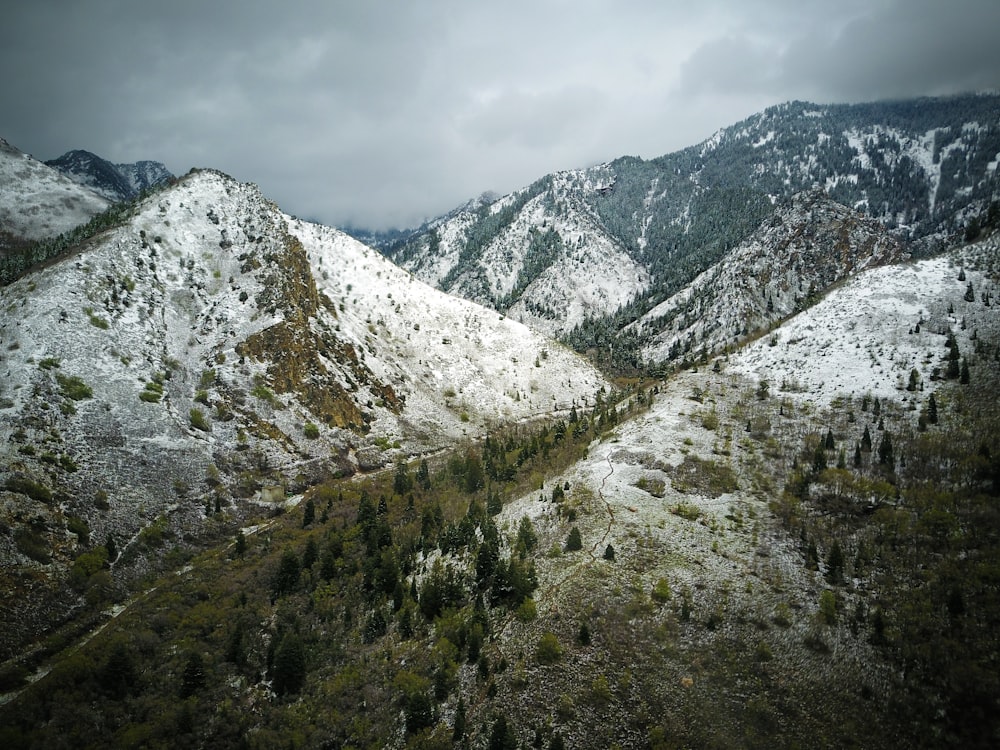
189, 408, 210, 432
652, 578, 672, 603
4, 476, 52, 503
56, 373, 93, 400
535, 632, 562, 665
303, 422, 320, 439
516, 597, 537, 622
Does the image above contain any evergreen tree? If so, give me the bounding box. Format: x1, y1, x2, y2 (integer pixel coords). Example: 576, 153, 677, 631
825, 540, 845, 585
302, 538, 318, 571
603, 543, 615, 561
853, 443, 862, 468
861, 426, 873, 452
100, 640, 138, 699
453, 697, 467, 742
272, 548, 301, 597
235, 530, 247, 557
271, 632, 306, 696
565, 526, 583, 552
393, 460, 413, 496
179, 651, 205, 698
960, 358, 970, 384
105, 533, 117, 563
489, 715, 517, 750
515, 515, 538, 557
825, 428, 835, 449
878, 432, 894, 467
928, 393, 938, 423
416, 458, 431, 490
302, 497, 315, 527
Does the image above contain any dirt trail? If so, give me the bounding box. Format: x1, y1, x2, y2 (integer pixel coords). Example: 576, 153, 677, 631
589, 452, 617, 560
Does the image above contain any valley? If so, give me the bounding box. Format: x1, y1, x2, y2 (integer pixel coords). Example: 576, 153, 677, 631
1, 93, 999, 748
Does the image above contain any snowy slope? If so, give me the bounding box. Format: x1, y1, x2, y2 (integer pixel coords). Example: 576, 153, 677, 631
0, 138, 110, 242
728, 236, 1000, 406
0, 167, 608, 654
637, 189, 906, 365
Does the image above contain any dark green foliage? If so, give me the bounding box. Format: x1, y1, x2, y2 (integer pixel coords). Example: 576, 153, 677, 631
453, 697, 467, 741
825, 540, 845, 585
578, 621, 591, 646
271, 548, 300, 597
488, 714, 518, 750
415, 458, 431, 490
99, 641, 138, 699
861, 425, 873, 452
603, 543, 615, 560
179, 652, 205, 698
877, 432, 894, 466
393, 461, 412, 496
565, 526, 583, 552
301, 497, 315, 527
271, 633, 306, 696
55, 373, 92, 401
4, 476, 52, 503
515, 515, 538, 558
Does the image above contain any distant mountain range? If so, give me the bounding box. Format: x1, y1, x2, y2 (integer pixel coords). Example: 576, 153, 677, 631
45, 149, 173, 203
383, 93, 1000, 365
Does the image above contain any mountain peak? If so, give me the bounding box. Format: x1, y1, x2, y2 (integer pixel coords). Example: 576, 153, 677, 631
45, 148, 173, 203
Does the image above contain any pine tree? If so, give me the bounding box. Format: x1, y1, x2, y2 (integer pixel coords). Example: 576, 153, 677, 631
302, 497, 315, 527
878, 432, 894, 467
825, 428, 835, 450
393, 460, 413, 496
179, 651, 205, 698
416, 458, 431, 490
603, 543, 615, 561
928, 393, 938, 423
565, 526, 583, 552
453, 697, 467, 742
825, 540, 844, 585
960, 358, 970, 384
853, 443, 862, 467
271, 632, 306, 696
272, 548, 301, 597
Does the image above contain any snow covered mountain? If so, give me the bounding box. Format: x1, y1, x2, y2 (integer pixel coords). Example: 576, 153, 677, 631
387, 94, 1000, 353
45, 149, 173, 203
0, 138, 109, 248
0, 168, 607, 654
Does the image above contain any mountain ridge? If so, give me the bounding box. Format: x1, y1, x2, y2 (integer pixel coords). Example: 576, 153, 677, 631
386, 93, 1000, 361
45, 149, 174, 203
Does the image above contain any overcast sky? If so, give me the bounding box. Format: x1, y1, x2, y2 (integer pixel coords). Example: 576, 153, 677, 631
2, 0, 999, 230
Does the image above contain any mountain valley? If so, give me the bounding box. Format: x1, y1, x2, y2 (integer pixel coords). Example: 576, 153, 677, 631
0, 94, 999, 749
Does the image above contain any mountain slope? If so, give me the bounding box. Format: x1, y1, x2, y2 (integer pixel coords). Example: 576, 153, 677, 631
0, 168, 607, 658
0, 138, 110, 247
45, 149, 173, 203
388, 94, 1000, 350
636, 188, 906, 366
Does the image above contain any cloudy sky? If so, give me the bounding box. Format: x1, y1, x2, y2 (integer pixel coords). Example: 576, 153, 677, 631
3, 0, 999, 230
